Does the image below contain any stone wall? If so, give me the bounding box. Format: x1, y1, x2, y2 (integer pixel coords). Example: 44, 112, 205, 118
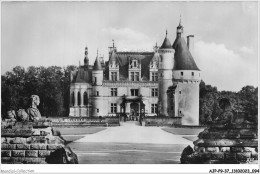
50, 117, 120, 127
144, 117, 181, 126
180, 115, 258, 164
1, 119, 78, 164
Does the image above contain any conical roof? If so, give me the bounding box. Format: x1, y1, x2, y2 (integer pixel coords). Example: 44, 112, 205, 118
151, 52, 160, 62
160, 36, 172, 49
172, 37, 200, 71
109, 50, 118, 64
93, 57, 102, 70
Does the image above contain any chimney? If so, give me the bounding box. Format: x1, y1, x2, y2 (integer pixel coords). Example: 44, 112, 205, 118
187, 35, 194, 56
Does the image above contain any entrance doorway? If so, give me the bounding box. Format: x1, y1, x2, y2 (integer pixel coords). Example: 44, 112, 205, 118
130, 103, 139, 121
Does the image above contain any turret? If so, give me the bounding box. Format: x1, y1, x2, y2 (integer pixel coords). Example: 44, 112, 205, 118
176, 16, 183, 38
158, 30, 175, 116
92, 50, 103, 86
91, 50, 104, 117
84, 46, 89, 70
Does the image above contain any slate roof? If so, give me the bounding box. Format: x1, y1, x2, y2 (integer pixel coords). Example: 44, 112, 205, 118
109, 51, 118, 64
71, 66, 92, 83
104, 51, 155, 81
93, 57, 103, 70
160, 36, 172, 49
172, 37, 200, 71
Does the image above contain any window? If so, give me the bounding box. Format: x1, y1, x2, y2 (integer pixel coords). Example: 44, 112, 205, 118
151, 104, 158, 113
130, 72, 140, 81
111, 72, 117, 81
111, 88, 117, 96
179, 91, 181, 94
97, 91, 99, 96
77, 92, 81, 105
71, 92, 75, 106
151, 72, 158, 81
192, 72, 194, 76
111, 103, 117, 113
131, 89, 139, 96
97, 109, 99, 113
181, 72, 183, 76
83, 92, 88, 105
133, 61, 137, 67
151, 88, 158, 97
135, 72, 139, 81
130, 72, 134, 81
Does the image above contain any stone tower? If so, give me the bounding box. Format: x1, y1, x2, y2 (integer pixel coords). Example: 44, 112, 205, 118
158, 30, 175, 116
92, 50, 104, 116
172, 21, 201, 125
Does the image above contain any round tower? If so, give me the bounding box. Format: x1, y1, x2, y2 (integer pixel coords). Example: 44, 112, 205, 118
172, 22, 201, 125
92, 50, 104, 117
92, 50, 103, 86
158, 30, 175, 116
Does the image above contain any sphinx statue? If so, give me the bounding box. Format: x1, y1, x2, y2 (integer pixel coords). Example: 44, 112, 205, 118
26, 95, 42, 121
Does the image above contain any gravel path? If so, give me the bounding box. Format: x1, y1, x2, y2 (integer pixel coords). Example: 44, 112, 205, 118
75, 121, 192, 145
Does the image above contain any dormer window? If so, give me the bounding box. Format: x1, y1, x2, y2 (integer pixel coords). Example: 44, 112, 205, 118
130, 72, 140, 81
134, 61, 137, 67
151, 72, 158, 81
111, 72, 117, 81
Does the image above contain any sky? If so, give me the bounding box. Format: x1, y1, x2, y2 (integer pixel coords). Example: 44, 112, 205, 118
1, 1, 258, 91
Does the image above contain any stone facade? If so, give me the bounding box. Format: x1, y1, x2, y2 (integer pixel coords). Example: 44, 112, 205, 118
1, 119, 78, 164
69, 21, 201, 125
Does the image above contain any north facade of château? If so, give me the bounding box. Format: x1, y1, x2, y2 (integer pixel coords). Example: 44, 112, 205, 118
69, 21, 202, 125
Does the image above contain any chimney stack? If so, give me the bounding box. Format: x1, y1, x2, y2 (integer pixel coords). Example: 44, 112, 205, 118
187, 35, 194, 56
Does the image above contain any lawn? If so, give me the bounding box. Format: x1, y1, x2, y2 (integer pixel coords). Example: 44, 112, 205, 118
162, 127, 205, 135
54, 127, 107, 145
182, 136, 199, 142
53, 127, 106, 135
161, 127, 204, 142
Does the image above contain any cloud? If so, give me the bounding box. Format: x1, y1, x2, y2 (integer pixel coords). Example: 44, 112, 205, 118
240, 46, 254, 54
241, 1, 258, 16
194, 41, 258, 91
101, 27, 154, 51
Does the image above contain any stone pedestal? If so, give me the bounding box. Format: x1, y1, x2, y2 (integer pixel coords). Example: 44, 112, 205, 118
1, 119, 78, 164
181, 114, 258, 164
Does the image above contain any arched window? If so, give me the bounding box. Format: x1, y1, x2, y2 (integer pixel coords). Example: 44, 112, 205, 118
78, 91, 81, 106
71, 92, 75, 106
84, 92, 88, 105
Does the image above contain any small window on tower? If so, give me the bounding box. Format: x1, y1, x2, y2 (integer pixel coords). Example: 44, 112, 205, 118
97, 109, 99, 113
97, 91, 99, 96
181, 72, 183, 76
192, 72, 194, 76
180, 110, 182, 114
179, 91, 181, 94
